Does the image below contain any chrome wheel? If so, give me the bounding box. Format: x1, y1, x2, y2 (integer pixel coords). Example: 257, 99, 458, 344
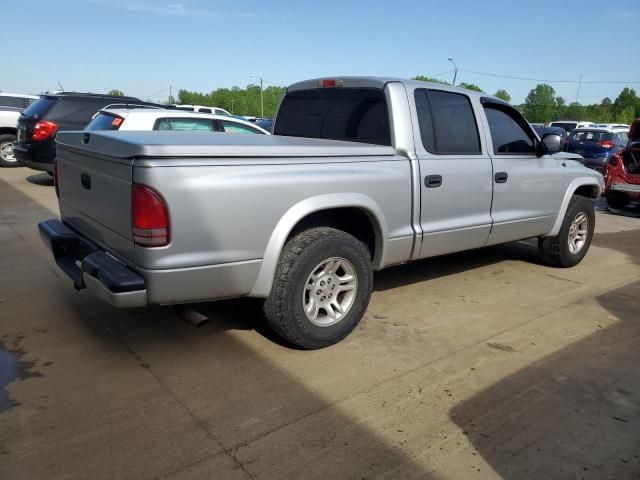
567, 212, 588, 254
0, 141, 16, 163
303, 257, 357, 327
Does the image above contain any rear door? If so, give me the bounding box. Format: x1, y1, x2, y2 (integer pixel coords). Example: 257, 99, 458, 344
480, 100, 564, 245
413, 88, 494, 258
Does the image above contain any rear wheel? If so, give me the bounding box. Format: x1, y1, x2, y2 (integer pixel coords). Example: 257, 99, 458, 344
605, 191, 630, 210
0, 134, 19, 168
538, 195, 595, 268
264, 227, 373, 349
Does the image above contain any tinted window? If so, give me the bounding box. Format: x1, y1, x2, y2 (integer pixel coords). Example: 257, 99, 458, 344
85, 113, 123, 131
21, 97, 55, 118
155, 118, 214, 131
47, 99, 106, 124
199, 108, 212, 114
275, 88, 391, 146
215, 109, 231, 116
550, 122, 578, 132
414, 89, 481, 154
220, 121, 263, 134
0, 96, 26, 108
175, 106, 194, 111
484, 105, 536, 154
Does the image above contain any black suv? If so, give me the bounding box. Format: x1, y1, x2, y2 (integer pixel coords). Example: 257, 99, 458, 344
14, 92, 149, 173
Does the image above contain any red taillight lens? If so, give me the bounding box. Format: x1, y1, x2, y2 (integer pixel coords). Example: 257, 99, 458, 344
132, 184, 169, 247
53, 159, 59, 198
32, 120, 58, 141
598, 140, 615, 149
319, 79, 343, 87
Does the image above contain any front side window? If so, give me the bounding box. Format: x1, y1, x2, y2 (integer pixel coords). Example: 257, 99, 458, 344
484, 105, 536, 154
220, 121, 263, 134
414, 89, 481, 154
155, 118, 214, 131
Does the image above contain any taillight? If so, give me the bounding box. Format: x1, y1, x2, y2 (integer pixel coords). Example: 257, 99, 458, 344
53, 159, 59, 198
597, 141, 615, 149
319, 79, 343, 87
32, 120, 58, 141
131, 184, 169, 247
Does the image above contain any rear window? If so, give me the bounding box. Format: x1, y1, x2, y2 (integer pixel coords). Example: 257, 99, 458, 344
21, 97, 56, 118
85, 113, 123, 131
550, 122, 578, 132
0, 96, 27, 109
570, 131, 613, 142
274, 88, 391, 146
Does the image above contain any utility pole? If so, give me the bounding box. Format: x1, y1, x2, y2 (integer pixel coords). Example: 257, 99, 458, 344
231, 99, 235, 114
250, 75, 264, 119
169, 84, 173, 105
448, 58, 458, 86
575, 73, 583, 104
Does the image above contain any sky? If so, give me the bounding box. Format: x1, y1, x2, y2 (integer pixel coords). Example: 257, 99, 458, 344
2, 0, 640, 104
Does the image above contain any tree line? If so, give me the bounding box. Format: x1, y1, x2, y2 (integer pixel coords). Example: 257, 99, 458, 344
109, 77, 640, 124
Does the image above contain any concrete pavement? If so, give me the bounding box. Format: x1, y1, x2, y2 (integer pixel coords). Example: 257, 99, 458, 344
0, 167, 639, 479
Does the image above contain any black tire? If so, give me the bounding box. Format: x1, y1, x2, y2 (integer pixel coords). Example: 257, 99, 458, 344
605, 191, 630, 210
0, 134, 19, 168
264, 227, 373, 349
538, 195, 595, 268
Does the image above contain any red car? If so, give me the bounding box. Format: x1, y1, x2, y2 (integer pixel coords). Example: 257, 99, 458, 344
604, 119, 640, 209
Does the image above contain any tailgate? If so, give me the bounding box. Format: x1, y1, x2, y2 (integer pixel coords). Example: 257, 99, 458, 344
56, 132, 135, 264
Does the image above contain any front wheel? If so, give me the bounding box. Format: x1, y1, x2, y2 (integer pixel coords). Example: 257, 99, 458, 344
538, 195, 595, 268
0, 134, 19, 168
264, 227, 373, 349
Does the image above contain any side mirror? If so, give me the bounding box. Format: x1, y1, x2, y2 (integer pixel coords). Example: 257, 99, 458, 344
539, 133, 562, 156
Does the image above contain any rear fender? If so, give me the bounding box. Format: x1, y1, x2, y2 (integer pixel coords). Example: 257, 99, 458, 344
248, 194, 388, 298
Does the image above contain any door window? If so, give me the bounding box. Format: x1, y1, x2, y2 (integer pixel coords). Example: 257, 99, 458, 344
220, 121, 263, 134
414, 89, 481, 154
154, 118, 215, 131
483, 104, 536, 154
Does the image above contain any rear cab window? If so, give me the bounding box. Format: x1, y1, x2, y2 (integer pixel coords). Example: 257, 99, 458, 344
85, 112, 124, 131
274, 88, 391, 146
154, 118, 216, 131
220, 121, 263, 134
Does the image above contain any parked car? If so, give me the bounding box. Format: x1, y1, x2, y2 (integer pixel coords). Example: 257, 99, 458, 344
86, 108, 270, 135
0, 93, 39, 167
567, 127, 629, 173
39, 77, 603, 349
596, 123, 630, 131
603, 119, 640, 209
549, 120, 597, 132
171, 104, 232, 116
533, 126, 569, 151
14, 92, 152, 173
255, 118, 274, 133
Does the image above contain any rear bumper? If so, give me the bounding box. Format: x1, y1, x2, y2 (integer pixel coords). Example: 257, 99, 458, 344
14, 143, 55, 172
38, 219, 147, 307
610, 182, 640, 193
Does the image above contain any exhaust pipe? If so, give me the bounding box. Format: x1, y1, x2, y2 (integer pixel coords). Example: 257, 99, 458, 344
174, 305, 209, 327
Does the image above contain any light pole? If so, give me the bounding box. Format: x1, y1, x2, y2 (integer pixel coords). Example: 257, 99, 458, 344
250, 75, 264, 119
231, 99, 235, 115
447, 58, 458, 86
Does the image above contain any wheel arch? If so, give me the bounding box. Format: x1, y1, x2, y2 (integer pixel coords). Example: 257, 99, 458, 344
543, 177, 602, 237
248, 194, 388, 298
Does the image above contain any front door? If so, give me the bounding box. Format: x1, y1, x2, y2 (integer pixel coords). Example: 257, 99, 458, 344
480, 101, 565, 246
413, 88, 494, 259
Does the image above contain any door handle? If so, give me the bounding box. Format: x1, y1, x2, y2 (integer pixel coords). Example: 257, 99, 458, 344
424, 175, 443, 188
80, 173, 91, 190
494, 172, 508, 183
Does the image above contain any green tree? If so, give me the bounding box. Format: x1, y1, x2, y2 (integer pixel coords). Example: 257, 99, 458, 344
107, 89, 124, 96
458, 82, 483, 92
523, 84, 558, 123
601, 97, 612, 107
413, 75, 451, 85
494, 89, 511, 102
613, 88, 639, 120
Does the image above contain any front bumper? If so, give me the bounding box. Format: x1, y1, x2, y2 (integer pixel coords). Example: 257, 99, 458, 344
38, 219, 147, 307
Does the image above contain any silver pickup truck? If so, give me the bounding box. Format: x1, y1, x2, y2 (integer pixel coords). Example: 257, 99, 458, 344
39, 77, 604, 348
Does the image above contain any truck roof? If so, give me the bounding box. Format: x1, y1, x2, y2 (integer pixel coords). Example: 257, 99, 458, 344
287, 76, 489, 99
